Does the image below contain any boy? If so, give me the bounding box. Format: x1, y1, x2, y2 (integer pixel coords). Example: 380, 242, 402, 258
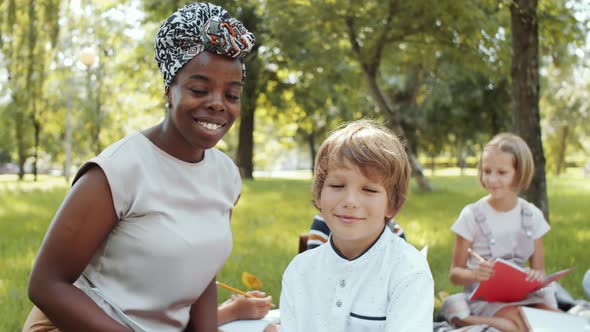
277, 120, 434, 331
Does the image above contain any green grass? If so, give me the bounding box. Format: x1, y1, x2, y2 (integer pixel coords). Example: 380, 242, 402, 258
1, 171, 589, 330
0, 175, 69, 331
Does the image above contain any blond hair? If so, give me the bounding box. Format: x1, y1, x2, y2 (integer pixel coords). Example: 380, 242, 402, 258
479, 133, 534, 191
312, 120, 411, 215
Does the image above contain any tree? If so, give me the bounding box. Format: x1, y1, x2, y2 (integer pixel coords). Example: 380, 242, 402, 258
509, 0, 585, 220
265, 0, 508, 191
541, 68, 590, 175
0, 0, 61, 180
233, 3, 262, 179
510, 0, 547, 218
340, 1, 438, 191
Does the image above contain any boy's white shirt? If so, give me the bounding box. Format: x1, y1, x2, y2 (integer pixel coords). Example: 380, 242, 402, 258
279, 229, 434, 332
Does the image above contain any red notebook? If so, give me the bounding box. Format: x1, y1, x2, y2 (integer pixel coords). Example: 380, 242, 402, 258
469, 258, 573, 302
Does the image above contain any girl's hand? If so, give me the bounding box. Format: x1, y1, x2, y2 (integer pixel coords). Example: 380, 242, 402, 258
472, 260, 495, 282
264, 323, 280, 332
224, 291, 272, 320
525, 268, 545, 282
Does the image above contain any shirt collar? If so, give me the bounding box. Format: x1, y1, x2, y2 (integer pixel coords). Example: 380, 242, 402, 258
329, 225, 388, 262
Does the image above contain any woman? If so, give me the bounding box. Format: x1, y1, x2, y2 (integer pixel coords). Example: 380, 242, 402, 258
24, 3, 256, 331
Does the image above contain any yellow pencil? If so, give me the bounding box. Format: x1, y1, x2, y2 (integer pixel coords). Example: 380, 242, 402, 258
216, 281, 276, 308
216, 281, 252, 297
467, 248, 486, 263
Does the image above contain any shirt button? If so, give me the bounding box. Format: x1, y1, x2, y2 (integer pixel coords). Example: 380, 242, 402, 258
336, 300, 342, 307
340, 280, 346, 287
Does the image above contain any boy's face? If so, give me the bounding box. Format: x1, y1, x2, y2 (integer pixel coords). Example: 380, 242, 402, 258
318, 162, 394, 259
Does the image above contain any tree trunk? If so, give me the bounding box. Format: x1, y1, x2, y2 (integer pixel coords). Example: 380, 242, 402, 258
344, 12, 431, 191
457, 144, 466, 177
365, 72, 432, 191
235, 5, 259, 179
345, 11, 432, 191
555, 125, 568, 176
430, 154, 435, 175
488, 94, 501, 135
93, 92, 103, 155
237, 105, 255, 178
236, 52, 258, 178
32, 113, 40, 182
400, 119, 419, 159
93, 61, 104, 155
308, 133, 316, 175
16, 107, 26, 180
510, 0, 549, 221
64, 82, 74, 184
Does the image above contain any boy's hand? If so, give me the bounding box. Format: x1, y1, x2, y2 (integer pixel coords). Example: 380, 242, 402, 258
525, 268, 545, 282
472, 260, 494, 282
225, 290, 272, 320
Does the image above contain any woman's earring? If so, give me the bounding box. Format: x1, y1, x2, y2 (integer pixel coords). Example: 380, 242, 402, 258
165, 102, 171, 110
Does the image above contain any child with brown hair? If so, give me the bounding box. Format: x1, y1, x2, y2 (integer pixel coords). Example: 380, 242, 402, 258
276, 119, 434, 331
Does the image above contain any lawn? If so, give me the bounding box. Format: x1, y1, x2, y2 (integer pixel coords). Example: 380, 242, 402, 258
1, 170, 589, 330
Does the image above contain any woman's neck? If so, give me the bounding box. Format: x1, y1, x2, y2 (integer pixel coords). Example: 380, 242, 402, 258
145, 121, 204, 163
486, 194, 518, 212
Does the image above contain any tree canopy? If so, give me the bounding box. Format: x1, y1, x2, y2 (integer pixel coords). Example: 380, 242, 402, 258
0, 0, 588, 191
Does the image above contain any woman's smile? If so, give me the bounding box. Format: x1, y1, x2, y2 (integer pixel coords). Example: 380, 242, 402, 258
196, 120, 224, 131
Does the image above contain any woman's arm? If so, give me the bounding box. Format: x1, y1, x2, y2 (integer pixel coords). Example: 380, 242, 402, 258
186, 278, 218, 332
448, 235, 494, 286
27, 166, 130, 332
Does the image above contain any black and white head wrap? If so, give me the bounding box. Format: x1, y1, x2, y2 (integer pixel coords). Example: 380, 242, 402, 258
154, 2, 255, 91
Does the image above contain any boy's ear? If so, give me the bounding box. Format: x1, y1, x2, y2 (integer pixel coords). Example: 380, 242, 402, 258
385, 206, 398, 220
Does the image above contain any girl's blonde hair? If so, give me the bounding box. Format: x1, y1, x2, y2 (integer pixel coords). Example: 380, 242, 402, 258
312, 120, 411, 214
479, 133, 534, 191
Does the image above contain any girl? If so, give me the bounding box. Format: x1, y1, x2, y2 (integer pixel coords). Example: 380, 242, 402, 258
445, 133, 557, 332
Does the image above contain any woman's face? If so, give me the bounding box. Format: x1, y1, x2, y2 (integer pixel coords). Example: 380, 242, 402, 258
166, 51, 242, 155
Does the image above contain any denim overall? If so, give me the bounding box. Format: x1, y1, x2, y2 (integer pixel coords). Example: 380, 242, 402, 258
470, 198, 535, 268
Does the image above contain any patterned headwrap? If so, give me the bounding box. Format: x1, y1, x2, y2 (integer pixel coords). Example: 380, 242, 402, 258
154, 2, 256, 91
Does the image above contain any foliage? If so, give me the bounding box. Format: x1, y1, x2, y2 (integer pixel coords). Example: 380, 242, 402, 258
2, 173, 589, 329
0, 0, 588, 181
0, 0, 164, 177
0, 0, 62, 178
540, 59, 590, 175
261, 0, 587, 173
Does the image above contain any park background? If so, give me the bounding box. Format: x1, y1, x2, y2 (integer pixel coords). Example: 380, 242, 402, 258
1, 0, 590, 330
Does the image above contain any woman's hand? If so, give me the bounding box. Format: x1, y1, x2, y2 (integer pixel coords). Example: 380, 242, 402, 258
471, 260, 495, 282
525, 268, 545, 282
